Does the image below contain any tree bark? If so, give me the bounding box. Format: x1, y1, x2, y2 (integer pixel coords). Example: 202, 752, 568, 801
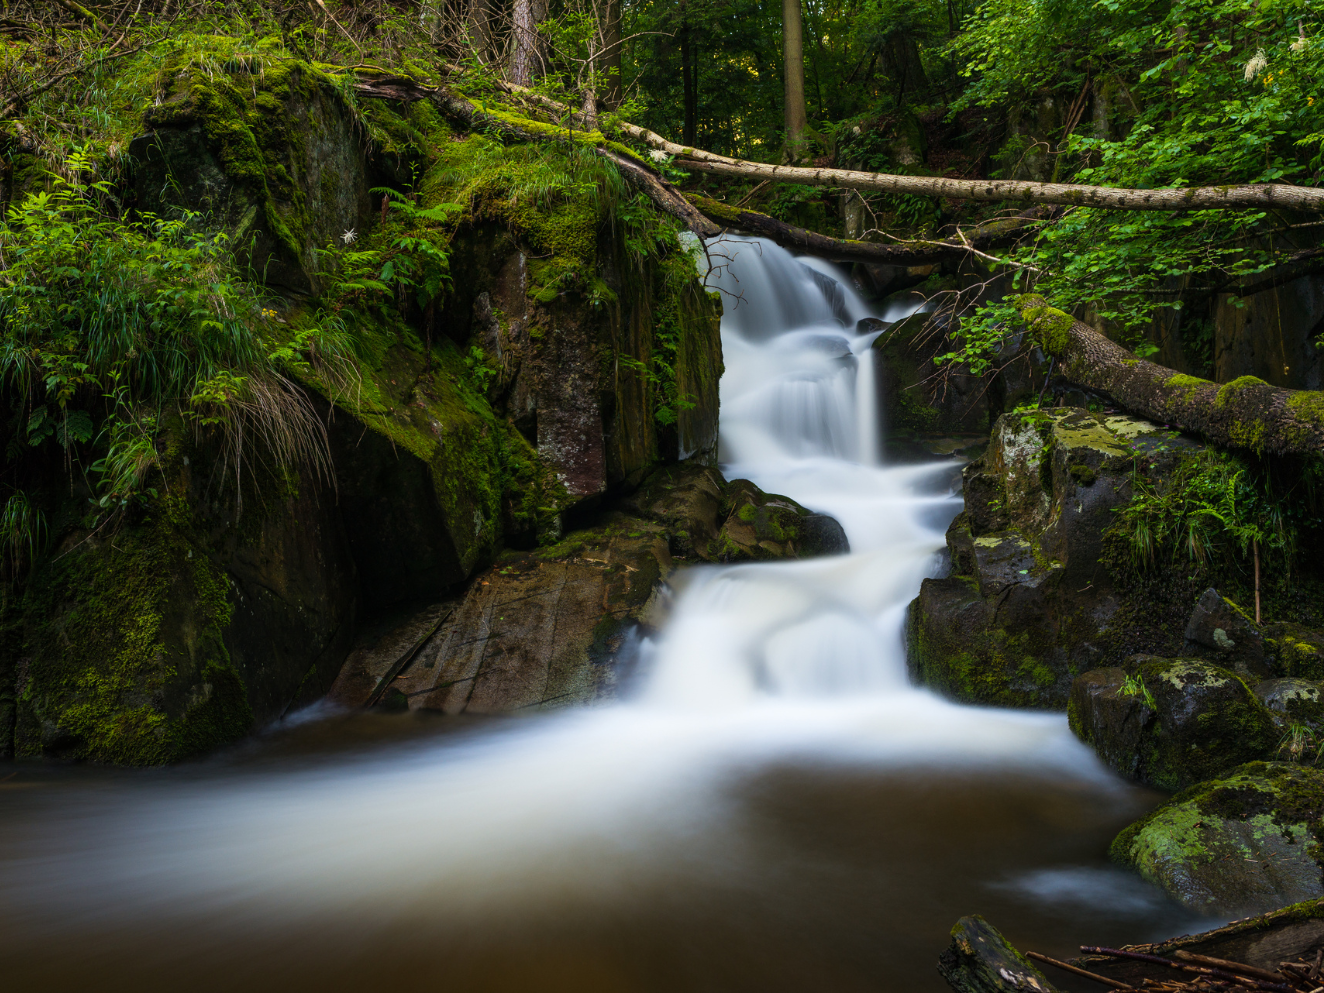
468, 0, 498, 63
781, 0, 808, 161
680, 23, 697, 146
1016, 295, 1324, 456
511, 0, 546, 87
601, 0, 623, 110
685, 193, 1045, 265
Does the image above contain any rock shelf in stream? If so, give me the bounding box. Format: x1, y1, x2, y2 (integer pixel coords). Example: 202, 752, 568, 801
328, 461, 848, 714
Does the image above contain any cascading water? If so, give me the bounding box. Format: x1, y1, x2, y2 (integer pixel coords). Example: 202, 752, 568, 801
0, 237, 1211, 993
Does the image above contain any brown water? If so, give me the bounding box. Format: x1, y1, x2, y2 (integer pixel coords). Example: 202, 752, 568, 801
1, 709, 1216, 993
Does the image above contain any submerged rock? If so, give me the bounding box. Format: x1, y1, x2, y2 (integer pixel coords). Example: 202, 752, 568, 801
908, 407, 1201, 708
1068, 657, 1277, 791
1111, 762, 1324, 916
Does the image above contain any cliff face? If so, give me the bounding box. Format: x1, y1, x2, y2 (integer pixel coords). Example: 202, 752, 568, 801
0, 58, 725, 764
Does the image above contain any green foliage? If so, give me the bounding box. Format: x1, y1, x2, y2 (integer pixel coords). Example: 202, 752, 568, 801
951, 0, 1324, 340
0, 491, 45, 581
1120, 672, 1157, 710
1109, 449, 1323, 578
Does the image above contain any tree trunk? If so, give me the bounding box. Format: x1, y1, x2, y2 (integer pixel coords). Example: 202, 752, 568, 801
602, 0, 623, 109
1016, 295, 1324, 456
511, 0, 546, 87
685, 193, 1046, 265
781, 0, 808, 161
680, 24, 697, 146
468, 0, 498, 62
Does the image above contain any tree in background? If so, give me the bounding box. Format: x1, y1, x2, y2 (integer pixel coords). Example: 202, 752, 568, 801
782, 0, 808, 159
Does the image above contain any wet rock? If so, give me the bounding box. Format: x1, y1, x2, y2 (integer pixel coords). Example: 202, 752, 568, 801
329, 464, 850, 715
618, 461, 726, 559
1068, 657, 1277, 791
718, 480, 849, 560
1111, 762, 1324, 916
1184, 588, 1269, 678
938, 915, 1060, 993
1266, 621, 1324, 679
908, 408, 1199, 708
1255, 679, 1324, 762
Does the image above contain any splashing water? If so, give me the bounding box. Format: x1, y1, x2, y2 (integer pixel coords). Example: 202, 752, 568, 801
0, 236, 1205, 993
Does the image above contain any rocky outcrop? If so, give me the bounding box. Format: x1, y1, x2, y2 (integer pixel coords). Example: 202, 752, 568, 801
12, 452, 356, 765
1, 59, 729, 764
1067, 657, 1277, 791
328, 462, 848, 714
907, 407, 1202, 708
1110, 762, 1324, 916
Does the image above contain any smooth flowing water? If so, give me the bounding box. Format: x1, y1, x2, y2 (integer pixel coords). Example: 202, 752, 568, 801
0, 237, 1214, 992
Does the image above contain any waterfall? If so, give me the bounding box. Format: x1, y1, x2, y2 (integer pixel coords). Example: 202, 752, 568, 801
0, 236, 1195, 993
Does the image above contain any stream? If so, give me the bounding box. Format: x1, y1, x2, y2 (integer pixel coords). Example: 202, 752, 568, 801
0, 236, 1216, 992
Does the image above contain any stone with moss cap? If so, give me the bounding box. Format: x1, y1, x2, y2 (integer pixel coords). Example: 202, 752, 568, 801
1068, 656, 1277, 791
1111, 762, 1324, 916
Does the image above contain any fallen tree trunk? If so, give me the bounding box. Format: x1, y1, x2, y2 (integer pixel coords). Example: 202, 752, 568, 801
1017, 295, 1324, 456
686, 193, 1047, 265
440, 71, 1324, 214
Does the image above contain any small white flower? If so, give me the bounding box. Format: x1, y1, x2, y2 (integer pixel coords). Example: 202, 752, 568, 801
648, 149, 668, 164
340, 228, 358, 245
1291, 37, 1310, 52
852, 126, 861, 135
1244, 48, 1268, 81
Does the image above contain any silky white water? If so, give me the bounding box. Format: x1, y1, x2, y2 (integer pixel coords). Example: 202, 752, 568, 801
0, 236, 1201, 993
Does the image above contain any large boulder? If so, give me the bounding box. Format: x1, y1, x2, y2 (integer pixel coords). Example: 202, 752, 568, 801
1111, 762, 1324, 916
1067, 657, 1278, 791
908, 407, 1202, 708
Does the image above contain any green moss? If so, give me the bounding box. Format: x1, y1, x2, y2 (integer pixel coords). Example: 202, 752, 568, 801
1287, 391, 1324, 428
1015, 295, 1074, 356
16, 489, 250, 765
1215, 375, 1271, 408
1164, 373, 1211, 401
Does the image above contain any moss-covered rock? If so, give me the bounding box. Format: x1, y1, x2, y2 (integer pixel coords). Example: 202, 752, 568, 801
1255, 678, 1324, 743
1111, 762, 1324, 916
1266, 621, 1324, 679
1068, 657, 1277, 791
907, 407, 1202, 708
14, 450, 355, 765
717, 479, 849, 561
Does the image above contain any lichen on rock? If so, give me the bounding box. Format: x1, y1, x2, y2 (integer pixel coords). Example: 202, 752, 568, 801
1111, 762, 1324, 916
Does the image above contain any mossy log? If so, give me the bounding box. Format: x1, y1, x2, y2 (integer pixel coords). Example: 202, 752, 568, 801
1016, 295, 1324, 456
427, 71, 1324, 216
